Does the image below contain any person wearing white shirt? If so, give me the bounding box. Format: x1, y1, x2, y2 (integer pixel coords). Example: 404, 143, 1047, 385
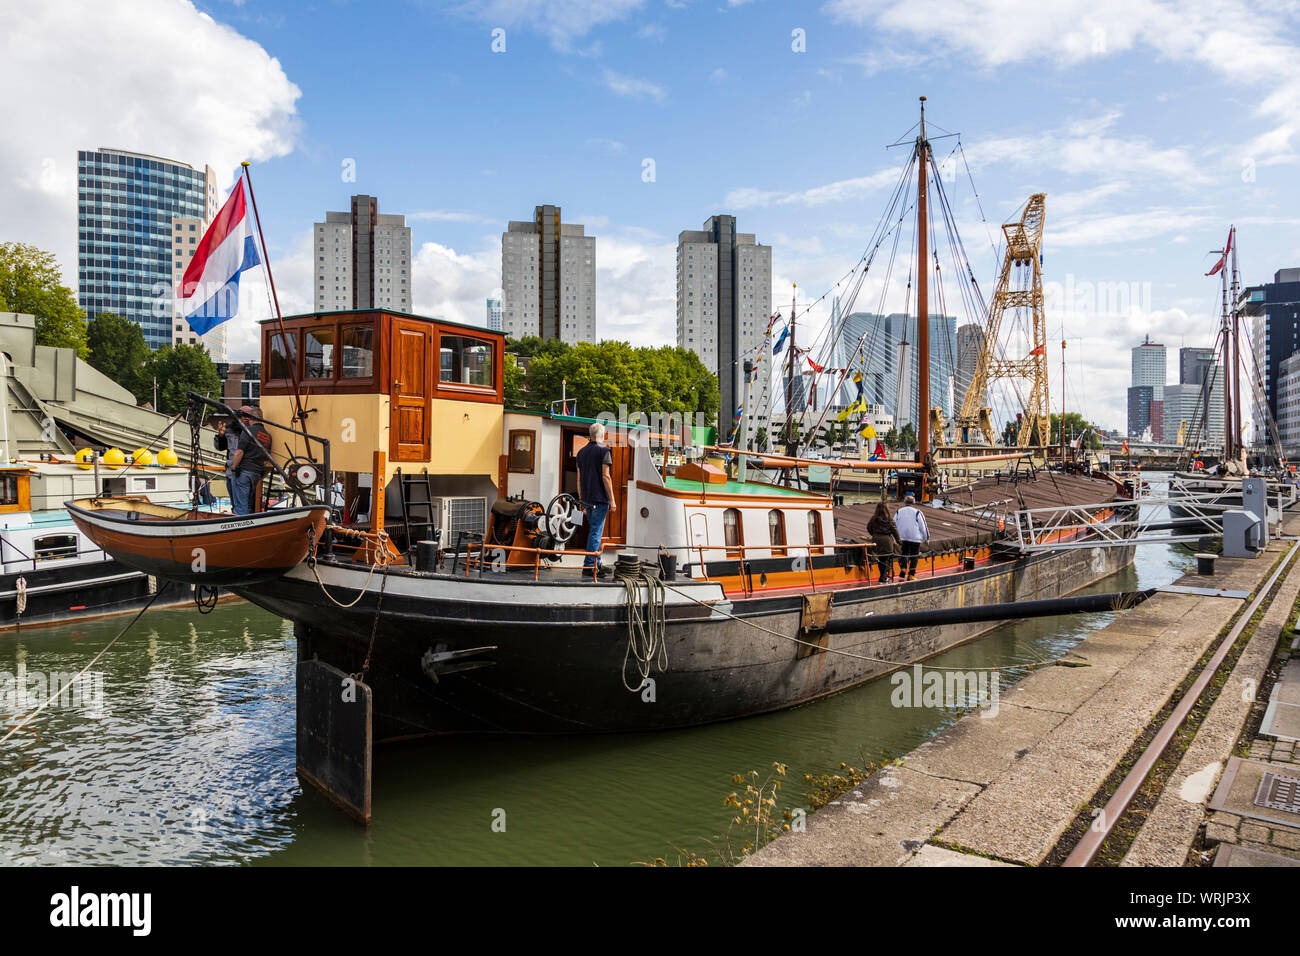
894, 494, 930, 580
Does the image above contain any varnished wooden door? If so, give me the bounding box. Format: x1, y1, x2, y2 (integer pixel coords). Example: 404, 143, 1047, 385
390, 320, 432, 462
604, 445, 632, 543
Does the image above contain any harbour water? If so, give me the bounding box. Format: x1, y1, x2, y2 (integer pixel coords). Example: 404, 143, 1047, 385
0, 493, 1191, 866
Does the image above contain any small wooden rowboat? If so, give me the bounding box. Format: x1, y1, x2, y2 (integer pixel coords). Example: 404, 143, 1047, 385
65, 497, 329, 587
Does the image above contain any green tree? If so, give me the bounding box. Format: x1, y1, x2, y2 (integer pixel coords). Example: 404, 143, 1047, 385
503, 353, 526, 407
900, 422, 918, 452
884, 426, 899, 451
0, 242, 89, 357
754, 427, 769, 452
86, 311, 150, 403
1050, 412, 1102, 449
514, 339, 719, 427
142, 344, 221, 415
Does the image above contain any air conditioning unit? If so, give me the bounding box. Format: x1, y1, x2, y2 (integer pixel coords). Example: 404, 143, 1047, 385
434, 496, 487, 546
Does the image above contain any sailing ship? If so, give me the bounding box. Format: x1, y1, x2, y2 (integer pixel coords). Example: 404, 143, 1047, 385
1169, 226, 1296, 522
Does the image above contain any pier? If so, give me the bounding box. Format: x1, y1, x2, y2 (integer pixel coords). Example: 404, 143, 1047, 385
745, 513, 1300, 867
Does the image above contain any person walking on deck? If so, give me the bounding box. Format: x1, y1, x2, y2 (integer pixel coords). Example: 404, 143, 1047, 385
866, 502, 901, 584
894, 494, 929, 581
576, 421, 617, 580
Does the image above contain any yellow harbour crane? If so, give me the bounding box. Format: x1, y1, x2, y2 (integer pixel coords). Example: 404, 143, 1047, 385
953, 193, 1050, 448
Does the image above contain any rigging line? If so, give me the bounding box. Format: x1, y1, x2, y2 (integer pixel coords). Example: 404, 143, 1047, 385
958, 140, 1001, 267
0, 583, 172, 749
796, 154, 918, 365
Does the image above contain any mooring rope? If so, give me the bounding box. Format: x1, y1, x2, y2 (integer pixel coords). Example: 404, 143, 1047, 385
306, 525, 392, 608
614, 559, 668, 692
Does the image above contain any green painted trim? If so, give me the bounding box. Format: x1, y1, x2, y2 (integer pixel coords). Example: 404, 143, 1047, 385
663, 476, 821, 498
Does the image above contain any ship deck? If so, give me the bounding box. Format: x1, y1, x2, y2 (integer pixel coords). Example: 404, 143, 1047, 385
833, 470, 1122, 553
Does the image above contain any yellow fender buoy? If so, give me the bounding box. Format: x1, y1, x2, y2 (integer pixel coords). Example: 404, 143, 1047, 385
102, 447, 125, 469
75, 448, 96, 470
132, 448, 155, 467
157, 448, 179, 468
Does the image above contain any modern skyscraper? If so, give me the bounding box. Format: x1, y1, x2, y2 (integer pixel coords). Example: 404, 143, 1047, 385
501, 205, 595, 344
486, 297, 502, 332
1179, 346, 1214, 387
955, 323, 986, 413
77, 148, 222, 355
1162, 374, 1224, 447
313, 195, 412, 312
1241, 268, 1300, 442
675, 215, 772, 431
1127, 385, 1154, 439
1128, 335, 1166, 436
833, 312, 958, 429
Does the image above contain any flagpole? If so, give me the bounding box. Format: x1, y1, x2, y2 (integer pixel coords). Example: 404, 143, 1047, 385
240, 161, 305, 427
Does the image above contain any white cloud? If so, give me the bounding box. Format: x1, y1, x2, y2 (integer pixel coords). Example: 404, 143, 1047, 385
584, 137, 628, 154
724, 167, 905, 209
453, 0, 646, 51
595, 233, 677, 345
601, 68, 668, 102
411, 241, 503, 327
824, 0, 1300, 162
1, 0, 301, 282
1051, 208, 1213, 247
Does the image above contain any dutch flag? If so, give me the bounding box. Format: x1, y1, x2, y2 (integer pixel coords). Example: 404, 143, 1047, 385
179, 179, 262, 335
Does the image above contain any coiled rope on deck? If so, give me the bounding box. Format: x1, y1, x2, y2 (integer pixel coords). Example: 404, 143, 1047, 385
613, 555, 667, 693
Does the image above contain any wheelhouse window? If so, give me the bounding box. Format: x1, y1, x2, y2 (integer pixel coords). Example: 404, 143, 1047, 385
0, 474, 19, 507
34, 534, 78, 561
340, 325, 374, 378
508, 430, 535, 473
808, 510, 825, 555
723, 508, 743, 558
304, 328, 335, 379
768, 509, 787, 556
267, 331, 297, 382
440, 335, 495, 388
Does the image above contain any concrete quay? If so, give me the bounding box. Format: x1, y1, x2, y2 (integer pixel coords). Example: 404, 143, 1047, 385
745, 517, 1300, 867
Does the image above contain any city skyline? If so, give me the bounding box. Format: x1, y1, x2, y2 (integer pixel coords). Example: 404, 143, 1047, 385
7, 1, 1300, 433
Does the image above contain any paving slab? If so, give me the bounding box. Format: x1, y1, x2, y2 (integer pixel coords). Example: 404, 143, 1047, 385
1208, 756, 1300, 830
1261, 700, 1300, 741
903, 706, 1064, 786
903, 844, 1016, 867
1215, 844, 1300, 867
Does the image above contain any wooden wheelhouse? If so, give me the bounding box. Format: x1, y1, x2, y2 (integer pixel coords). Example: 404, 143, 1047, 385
259, 309, 505, 548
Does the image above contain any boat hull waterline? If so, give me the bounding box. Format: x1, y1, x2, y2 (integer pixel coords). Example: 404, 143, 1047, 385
65, 498, 329, 587
236, 536, 1135, 739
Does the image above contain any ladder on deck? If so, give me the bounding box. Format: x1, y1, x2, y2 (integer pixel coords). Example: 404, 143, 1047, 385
396, 467, 438, 556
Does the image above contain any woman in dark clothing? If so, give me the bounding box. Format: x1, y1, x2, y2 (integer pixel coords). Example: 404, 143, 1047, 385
866, 502, 901, 584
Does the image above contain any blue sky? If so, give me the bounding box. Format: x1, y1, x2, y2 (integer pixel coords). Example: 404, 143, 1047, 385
5, 0, 1300, 430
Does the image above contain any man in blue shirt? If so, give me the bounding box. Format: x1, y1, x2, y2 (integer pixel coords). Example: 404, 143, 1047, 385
576, 421, 617, 580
